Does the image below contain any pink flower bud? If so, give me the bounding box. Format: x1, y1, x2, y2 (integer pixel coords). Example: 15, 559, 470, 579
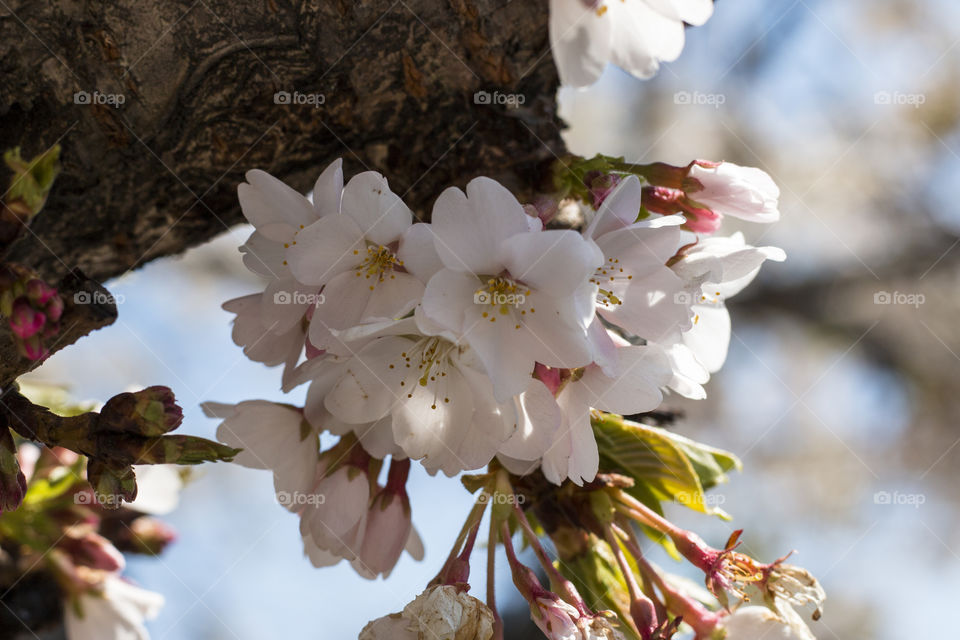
9, 298, 45, 339
60, 531, 126, 572
25, 278, 57, 306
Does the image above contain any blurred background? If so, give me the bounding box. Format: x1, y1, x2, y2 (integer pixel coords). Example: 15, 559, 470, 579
22, 0, 960, 638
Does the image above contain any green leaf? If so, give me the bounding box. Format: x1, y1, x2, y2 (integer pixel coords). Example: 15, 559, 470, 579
22, 466, 82, 506
4, 145, 61, 216
663, 429, 741, 491
592, 413, 737, 518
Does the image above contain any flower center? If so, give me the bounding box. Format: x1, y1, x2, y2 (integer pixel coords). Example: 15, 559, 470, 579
590, 256, 633, 308
395, 337, 459, 409
474, 277, 532, 329
353, 244, 403, 291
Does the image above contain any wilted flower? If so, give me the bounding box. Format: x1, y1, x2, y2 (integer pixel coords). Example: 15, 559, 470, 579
401, 585, 495, 640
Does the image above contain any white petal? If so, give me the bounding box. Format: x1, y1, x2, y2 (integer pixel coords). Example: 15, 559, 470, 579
683, 303, 731, 373
398, 223, 445, 284
585, 175, 645, 239
431, 177, 529, 274
341, 172, 412, 246
287, 214, 365, 286
312, 158, 344, 218
549, 0, 613, 88
324, 337, 407, 424
239, 169, 315, 235
582, 345, 671, 414
500, 229, 600, 298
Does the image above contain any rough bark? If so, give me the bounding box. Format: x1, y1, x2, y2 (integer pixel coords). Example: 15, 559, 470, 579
1, 0, 563, 285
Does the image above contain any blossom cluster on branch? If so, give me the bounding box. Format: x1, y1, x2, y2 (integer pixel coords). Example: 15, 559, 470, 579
206, 140, 822, 638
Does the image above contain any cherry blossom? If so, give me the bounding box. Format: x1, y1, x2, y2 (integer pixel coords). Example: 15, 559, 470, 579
550, 0, 713, 88
421, 177, 601, 402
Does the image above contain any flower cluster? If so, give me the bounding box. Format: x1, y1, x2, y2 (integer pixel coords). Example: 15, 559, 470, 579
208, 152, 788, 599
0, 266, 62, 360
215, 156, 783, 486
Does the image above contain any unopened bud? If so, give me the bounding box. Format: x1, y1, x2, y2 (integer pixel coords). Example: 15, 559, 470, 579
87, 460, 137, 509
99, 386, 184, 436
9, 298, 45, 339
60, 531, 125, 572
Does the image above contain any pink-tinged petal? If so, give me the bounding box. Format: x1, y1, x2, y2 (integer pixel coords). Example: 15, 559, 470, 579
312, 158, 344, 218
683, 303, 731, 373
356, 415, 405, 459
261, 278, 313, 333
355, 494, 411, 578
460, 312, 537, 403
239, 169, 315, 236
324, 337, 408, 424
497, 380, 561, 461
555, 382, 599, 485
600, 268, 691, 340
312, 270, 373, 330
207, 400, 305, 471
688, 162, 780, 223
222, 294, 305, 367
240, 230, 288, 279
391, 364, 478, 474
587, 316, 619, 377
609, 0, 686, 74
364, 272, 424, 321
585, 174, 645, 239
287, 214, 365, 286
582, 345, 670, 414
398, 223, 444, 284
549, 0, 613, 88
303, 535, 342, 568
516, 290, 594, 369
594, 220, 682, 269
341, 172, 412, 246
420, 269, 477, 335
431, 177, 530, 274
500, 229, 601, 298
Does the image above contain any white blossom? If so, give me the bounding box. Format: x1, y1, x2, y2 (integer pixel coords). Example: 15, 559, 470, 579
421, 177, 600, 402
688, 162, 780, 224
719, 606, 816, 640
64, 575, 164, 640
550, 0, 713, 88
